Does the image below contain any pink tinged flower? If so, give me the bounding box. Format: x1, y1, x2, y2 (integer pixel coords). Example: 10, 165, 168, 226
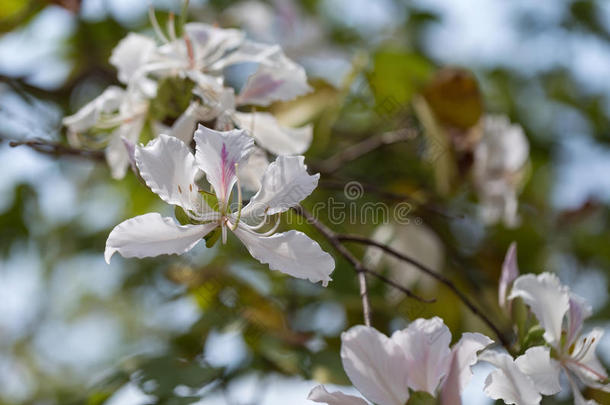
499, 241, 519, 311
480, 347, 561, 405
506, 272, 610, 401
105, 127, 334, 286
309, 320, 492, 405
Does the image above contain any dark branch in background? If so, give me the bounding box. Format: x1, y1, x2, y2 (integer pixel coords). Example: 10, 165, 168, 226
336, 234, 511, 347
294, 205, 435, 327
314, 128, 417, 174
4, 138, 105, 161
318, 178, 460, 220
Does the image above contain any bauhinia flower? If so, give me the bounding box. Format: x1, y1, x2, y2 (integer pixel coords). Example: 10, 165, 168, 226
308, 318, 493, 405
104, 125, 334, 286
483, 247, 609, 405
473, 115, 529, 228
63, 87, 150, 179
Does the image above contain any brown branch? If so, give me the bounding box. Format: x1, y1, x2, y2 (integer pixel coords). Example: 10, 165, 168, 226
315, 128, 417, 175
336, 234, 511, 347
294, 206, 435, 326
6, 138, 105, 161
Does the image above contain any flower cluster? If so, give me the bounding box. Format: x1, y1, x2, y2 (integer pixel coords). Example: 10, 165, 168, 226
63, 11, 312, 186
306, 243, 608, 405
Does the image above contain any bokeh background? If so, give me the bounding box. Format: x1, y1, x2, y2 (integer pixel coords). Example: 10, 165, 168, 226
1, 0, 610, 404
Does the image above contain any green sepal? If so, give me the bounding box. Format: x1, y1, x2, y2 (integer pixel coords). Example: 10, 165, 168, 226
200, 190, 220, 212
149, 77, 195, 122
406, 391, 436, 405
175, 206, 195, 225
204, 227, 221, 248
521, 324, 546, 352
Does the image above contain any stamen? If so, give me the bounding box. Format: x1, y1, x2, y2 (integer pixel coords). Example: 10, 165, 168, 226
168, 12, 177, 42
149, 7, 170, 44
247, 213, 269, 231
259, 215, 281, 236
564, 358, 607, 381
178, 185, 182, 193
184, 33, 195, 69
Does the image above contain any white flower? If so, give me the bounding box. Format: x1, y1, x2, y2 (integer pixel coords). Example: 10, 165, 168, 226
104, 126, 334, 286
474, 115, 529, 227
498, 241, 519, 312
62, 87, 149, 179
309, 318, 493, 405
483, 271, 609, 404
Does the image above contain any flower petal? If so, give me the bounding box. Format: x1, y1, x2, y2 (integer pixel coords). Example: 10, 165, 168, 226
62, 86, 125, 133
391, 317, 452, 395
241, 155, 318, 218
194, 125, 254, 204
479, 350, 541, 405
450, 332, 494, 392
232, 227, 334, 286
110, 33, 157, 84
566, 293, 593, 349
238, 147, 269, 193
508, 273, 570, 347
234, 112, 312, 155
135, 134, 202, 212
307, 385, 369, 405
514, 347, 561, 395
499, 241, 519, 310
340, 325, 410, 405
237, 62, 311, 106
566, 328, 609, 388
105, 213, 217, 263
184, 23, 244, 64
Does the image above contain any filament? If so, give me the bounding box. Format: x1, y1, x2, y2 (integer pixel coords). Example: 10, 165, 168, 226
149, 7, 170, 44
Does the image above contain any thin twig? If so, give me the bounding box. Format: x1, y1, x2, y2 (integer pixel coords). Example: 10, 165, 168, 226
315, 128, 417, 174
337, 234, 510, 347
294, 206, 434, 327
6, 138, 105, 161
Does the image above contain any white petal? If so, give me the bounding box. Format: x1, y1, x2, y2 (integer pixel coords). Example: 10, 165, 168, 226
135, 134, 202, 211
211, 40, 280, 69
106, 113, 146, 180
238, 147, 269, 192
184, 23, 244, 65
514, 347, 561, 395
340, 326, 410, 405
237, 62, 311, 106
568, 375, 600, 405
479, 350, 541, 405
234, 112, 312, 155
110, 33, 157, 84
105, 213, 216, 263
194, 125, 254, 204
565, 294, 593, 349
242, 155, 318, 218
566, 328, 609, 388
508, 273, 570, 347
62, 86, 125, 132
450, 332, 494, 392
440, 350, 462, 405
170, 91, 234, 144
307, 385, 369, 405
499, 242, 519, 310
232, 227, 334, 286
391, 317, 452, 395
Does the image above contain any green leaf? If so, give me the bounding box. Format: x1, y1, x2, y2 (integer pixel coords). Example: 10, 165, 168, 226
368, 49, 433, 109
174, 206, 192, 225
149, 77, 196, 122
407, 391, 436, 405
204, 227, 221, 248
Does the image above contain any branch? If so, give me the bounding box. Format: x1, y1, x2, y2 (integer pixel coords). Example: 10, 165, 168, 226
5, 138, 105, 161
294, 206, 434, 327
315, 128, 417, 174
318, 178, 460, 220
337, 234, 511, 347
